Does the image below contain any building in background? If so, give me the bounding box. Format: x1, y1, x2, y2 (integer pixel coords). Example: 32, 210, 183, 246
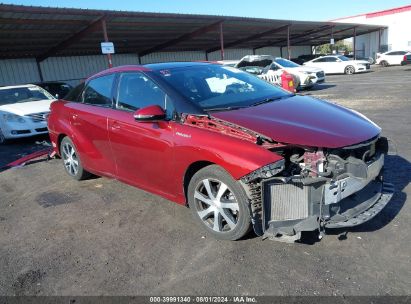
332, 5, 411, 59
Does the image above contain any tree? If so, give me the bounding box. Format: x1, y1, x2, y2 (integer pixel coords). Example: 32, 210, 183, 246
315, 40, 352, 54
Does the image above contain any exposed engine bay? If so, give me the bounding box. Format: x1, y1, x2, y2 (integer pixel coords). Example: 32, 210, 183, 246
241, 135, 394, 243
182, 114, 394, 243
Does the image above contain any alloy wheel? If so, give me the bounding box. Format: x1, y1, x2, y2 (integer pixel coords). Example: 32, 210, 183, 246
345, 66, 355, 74
194, 178, 240, 233
62, 142, 79, 176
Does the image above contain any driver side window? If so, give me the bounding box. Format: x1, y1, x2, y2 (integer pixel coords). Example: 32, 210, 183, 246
116, 72, 167, 112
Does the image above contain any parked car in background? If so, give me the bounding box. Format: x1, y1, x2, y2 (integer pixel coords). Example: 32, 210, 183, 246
401, 54, 411, 65
376, 51, 411, 67
0, 84, 55, 143
234, 55, 286, 86
304, 55, 370, 75
291, 54, 324, 65
216, 60, 240, 67
236, 55, 324, 89
36, 81, 73, 99
48, 63, 393, 242
343, 54, 375, 64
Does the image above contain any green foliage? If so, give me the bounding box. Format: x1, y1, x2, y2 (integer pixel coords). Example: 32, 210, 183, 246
315, 40, 353, 54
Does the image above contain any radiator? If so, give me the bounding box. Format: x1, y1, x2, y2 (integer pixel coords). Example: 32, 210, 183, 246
265, 181, 309, 221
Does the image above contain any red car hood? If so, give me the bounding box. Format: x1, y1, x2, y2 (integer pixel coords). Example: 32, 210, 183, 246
212, 95, 380, 148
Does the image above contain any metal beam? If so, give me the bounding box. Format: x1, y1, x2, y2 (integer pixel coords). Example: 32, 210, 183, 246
292, 26, 355, 46
287, 25, 291, 60
353, 27, 357, 60
101, 18, 113, 68
255, 25, 333, 50
36, 15, 106, 62
219, 22, 224, 60
139, 20, 223, 57
0, 18, 89, 26
206, 24, 289, 53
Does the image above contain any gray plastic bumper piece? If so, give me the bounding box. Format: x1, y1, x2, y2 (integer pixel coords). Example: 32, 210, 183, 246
325, 182, 394, 228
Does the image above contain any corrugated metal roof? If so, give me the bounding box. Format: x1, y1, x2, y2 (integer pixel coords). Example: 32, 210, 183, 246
0, 3, 385, 60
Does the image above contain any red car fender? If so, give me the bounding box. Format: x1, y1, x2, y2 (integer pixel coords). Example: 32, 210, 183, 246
171, 123, 284, 203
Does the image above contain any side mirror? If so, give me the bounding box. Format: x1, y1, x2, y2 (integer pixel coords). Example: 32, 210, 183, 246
134, 105, 166, 122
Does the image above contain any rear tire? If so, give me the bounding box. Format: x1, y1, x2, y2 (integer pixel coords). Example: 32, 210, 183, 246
380, 60, 389, 67
344, 65, 355, 75
60, 136, 90, 180
187, 165, 251, 240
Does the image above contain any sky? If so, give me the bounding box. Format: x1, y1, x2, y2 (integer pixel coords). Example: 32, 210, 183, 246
1, 0, 411, 21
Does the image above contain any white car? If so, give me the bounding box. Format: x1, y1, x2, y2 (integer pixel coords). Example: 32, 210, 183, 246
236, 55, 325, 89
304, 55, 370, 75
216, 60, 240, 67
376, 50, 411, 67
0, 84, 55, 143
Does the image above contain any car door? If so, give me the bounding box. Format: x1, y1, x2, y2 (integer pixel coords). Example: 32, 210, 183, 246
107, 72, 176, 197
324, 57, 342, 73
66, 74, 117, 177
308, 57, 330, 73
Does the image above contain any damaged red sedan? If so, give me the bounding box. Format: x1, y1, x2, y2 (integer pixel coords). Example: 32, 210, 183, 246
48, 62, 393, 242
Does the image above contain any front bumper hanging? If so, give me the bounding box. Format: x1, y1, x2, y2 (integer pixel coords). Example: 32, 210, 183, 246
260, 153, 394, 242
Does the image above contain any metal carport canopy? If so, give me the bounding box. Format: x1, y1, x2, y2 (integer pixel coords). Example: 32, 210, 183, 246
0, 4, 385, 61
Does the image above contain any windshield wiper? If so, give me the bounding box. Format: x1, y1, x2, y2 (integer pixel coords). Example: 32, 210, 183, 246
251, 95, 292, 107
206, 94, 294, 112
206, 105, 248, 112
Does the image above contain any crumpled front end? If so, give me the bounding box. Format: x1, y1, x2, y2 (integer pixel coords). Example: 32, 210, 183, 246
241, 136, 394, 242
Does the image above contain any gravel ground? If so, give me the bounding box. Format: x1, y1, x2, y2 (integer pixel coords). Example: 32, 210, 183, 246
0, 65, 410, 296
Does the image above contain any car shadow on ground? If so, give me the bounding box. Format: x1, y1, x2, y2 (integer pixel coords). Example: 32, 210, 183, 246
300, 84, 336, 92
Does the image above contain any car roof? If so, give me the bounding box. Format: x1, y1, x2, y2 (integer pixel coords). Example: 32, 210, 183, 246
144, 61, 215, 70
87, 62, 216, 81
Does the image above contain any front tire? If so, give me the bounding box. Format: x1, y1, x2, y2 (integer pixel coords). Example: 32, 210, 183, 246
380, 60, 389, 67
187, 165, 251, 240
60, 137, 90, 180
344, 65, 355, 75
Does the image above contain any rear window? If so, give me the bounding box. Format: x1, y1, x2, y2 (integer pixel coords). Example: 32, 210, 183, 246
274, 58, 300, 68
82, 74, 115, 106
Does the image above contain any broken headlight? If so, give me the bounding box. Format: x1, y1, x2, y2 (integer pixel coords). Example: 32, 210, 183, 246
241, 159, 285, 183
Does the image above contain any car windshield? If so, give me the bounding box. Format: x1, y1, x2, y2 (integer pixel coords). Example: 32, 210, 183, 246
274, 58, 300, 68
337, 55, 350, 61
155, 64, 292, 111
0, 86, 54, 106
237, 66, 265, 75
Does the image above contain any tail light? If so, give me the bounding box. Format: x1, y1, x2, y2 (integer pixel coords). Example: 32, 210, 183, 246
404, 55, 407, 61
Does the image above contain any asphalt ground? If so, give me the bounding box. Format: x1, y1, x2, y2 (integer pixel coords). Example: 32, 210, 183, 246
0, 65, 410, 296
